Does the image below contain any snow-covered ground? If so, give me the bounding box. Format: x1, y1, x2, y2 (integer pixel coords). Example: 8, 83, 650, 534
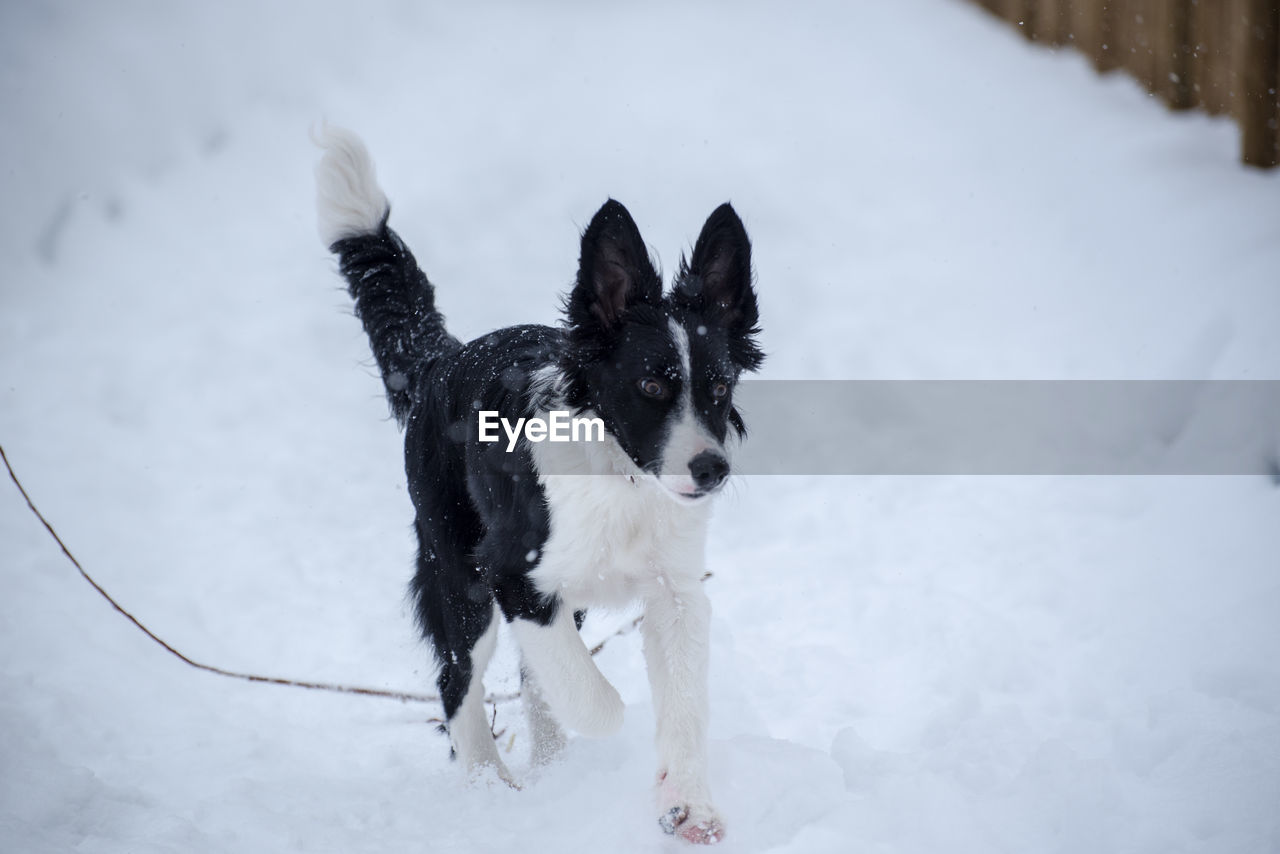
3, 1, 1278, 851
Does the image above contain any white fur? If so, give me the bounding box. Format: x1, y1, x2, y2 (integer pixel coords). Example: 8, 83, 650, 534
530, 417, 712, 606
525, 420, 717, 830
671, 318, 692, 376
312, 123, 390, 247
520, 665, 567, 766
446, 607, 514, 784
657, 319, 726, 498
644, 580, 720, 837
510, 604, 623, 738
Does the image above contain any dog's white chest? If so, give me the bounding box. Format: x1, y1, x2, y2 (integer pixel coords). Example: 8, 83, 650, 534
530, 468, 709, 609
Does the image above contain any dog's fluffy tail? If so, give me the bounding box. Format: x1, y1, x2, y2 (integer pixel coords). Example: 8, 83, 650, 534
314, 123, 389, 247
314, 123, 458, 425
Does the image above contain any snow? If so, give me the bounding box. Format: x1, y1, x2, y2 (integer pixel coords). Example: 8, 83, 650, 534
2, 1, 1279, 852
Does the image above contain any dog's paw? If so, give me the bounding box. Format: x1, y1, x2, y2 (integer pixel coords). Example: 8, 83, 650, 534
464, 757, 519, 790
657, 771, 723, 844
658, 804, 724, 845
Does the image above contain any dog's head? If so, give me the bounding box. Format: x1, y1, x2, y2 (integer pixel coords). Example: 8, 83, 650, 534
562, 199, 764, 503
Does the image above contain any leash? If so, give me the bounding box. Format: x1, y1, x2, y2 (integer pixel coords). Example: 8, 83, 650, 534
1, 443, 452, 708
2, 443, 704, 731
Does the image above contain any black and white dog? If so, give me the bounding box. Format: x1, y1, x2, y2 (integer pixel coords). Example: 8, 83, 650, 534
314, 127, 762, 845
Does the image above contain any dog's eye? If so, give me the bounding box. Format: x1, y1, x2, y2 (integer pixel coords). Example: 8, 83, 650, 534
637, 378, 668, 399
710, 382, 729, 401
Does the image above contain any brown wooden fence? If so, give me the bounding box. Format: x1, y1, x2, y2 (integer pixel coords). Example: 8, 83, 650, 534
968, 0, 1280, 168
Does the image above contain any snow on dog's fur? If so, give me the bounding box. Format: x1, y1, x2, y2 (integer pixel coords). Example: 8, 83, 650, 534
314, 125, 762, 845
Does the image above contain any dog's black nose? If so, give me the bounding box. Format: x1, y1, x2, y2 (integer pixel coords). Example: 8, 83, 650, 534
688, 451, 729, 492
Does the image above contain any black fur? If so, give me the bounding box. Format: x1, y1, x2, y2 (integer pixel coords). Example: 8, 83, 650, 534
331, 217, 458, 424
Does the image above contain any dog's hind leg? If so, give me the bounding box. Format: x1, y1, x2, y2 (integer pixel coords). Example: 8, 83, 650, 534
440, 604, 513, 785
411, 523, 513, 785
520, 661, 566, 765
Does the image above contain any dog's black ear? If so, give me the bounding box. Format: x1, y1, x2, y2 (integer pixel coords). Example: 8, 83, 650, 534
676, 203, 764, 370
567, 199, 661, 330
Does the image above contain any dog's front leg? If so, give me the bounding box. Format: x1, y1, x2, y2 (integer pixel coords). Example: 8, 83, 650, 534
642, 581, 723, 844
510, 602, 623, 738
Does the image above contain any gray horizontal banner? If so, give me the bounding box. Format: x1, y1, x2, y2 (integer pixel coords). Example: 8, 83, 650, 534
730, 381, 1280, 475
